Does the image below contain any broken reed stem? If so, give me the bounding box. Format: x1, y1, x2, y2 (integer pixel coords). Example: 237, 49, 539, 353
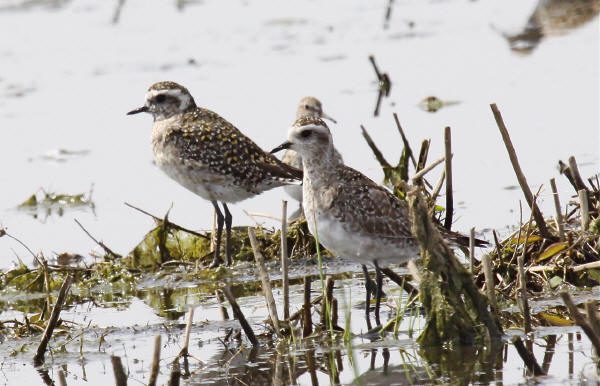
124, 202, 209, 240
411, 155, 446, 184
220, 285, 259, 346
281, 200, 290, 320
148, 335, 161, 386
550, 178, 566, 241
360, 125, 391, 168
168, 361, 181, 386
33, 274, 73, 366
512, 337, 545, 376
73, 219, 121, 259
321, 277, 335, 330
568, 156, 588, 191
560, 291, 600, 357
490, 103, 554, 241
111, 355, 128, 386
393, 113, 418, 168
469, 227, 475, 274
211, 210, 217, 251
248, 227, 282, 336
368, 55, 382, 80
443, 126, 453, 230
481, 253, 499, 317
181, 308, 194, 356
303, 275, 313, 337
380, 267, 419, 299
416, 139, 430, 173
331, 298, 339, 329
518, 255, 532, 335
431, 169, 445, 202
215, 289, 230, 320
585, 300, 600, 339
57, 370, 67, 386
578, 189, 590, 232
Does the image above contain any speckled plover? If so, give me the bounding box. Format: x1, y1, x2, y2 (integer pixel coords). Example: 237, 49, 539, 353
128, 81, 301, 268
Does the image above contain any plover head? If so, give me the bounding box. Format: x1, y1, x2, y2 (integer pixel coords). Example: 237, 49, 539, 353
127, 81, 197, 120
271, 116, 333, 159
296, 96, 336, 123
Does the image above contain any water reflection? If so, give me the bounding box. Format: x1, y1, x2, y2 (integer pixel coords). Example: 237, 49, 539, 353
505, 0, 600, 53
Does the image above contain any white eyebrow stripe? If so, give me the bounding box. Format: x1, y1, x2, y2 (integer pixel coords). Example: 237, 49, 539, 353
145, 88, 191, 110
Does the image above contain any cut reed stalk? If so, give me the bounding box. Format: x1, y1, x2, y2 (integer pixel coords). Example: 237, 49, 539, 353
248, 227, 281, 335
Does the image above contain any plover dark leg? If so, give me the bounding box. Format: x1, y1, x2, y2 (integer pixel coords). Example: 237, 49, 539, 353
210, 201, 225, 268
223, 203, 233, 266
374, 261, 384, 327
362, 264, 373, 330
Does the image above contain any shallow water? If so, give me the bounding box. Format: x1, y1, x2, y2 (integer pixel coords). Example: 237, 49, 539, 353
0, 0, 598, 265
0, 0, 599, 384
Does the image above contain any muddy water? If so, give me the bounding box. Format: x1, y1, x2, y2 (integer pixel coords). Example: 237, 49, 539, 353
0, 0, 599, 385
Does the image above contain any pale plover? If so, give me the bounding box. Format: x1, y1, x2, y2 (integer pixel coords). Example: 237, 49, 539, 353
272, 117, 485, 328
128, 81, 301, 267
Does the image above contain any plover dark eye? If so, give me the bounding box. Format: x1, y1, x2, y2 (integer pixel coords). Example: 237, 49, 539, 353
300, 129, 312, 138
155, 94, 166, 103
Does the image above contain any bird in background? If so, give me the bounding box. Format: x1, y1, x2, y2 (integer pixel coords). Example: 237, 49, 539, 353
128, 81, 302, 268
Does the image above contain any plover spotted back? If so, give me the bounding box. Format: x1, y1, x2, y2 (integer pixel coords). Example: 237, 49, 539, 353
128, 81, 302, 267
272, 116, 485, 328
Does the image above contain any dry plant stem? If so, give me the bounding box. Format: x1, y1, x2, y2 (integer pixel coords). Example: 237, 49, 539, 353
111, 355, 128, 386
331, 298, 339, 328
148, 335, 161, 386
168, 362, 181, 386
211, 210, 217, 251
33, 274, 73, 366
303, 275, 313, 337
321, 277, 335, 327
57, 370, 67, 386
393, 113, 418, 168
568, 156, 588, 191
560, 291, 600, 356
482, 253, 499, 317
585, 300, 600, 339
443, 126, 453, 230
281, 200, 290, 320
518, 255, 532, 335
74, 219, 120, 259
215, 290, 230, 320
469, 228, 475, 274
512, 337, 545, 376
578, 189, 590, 231
380, 267, 419, 298
431, 170, 445, 202
490, 103, 554, 240
220, 286, 259, 346
360, 125, 391, 168
411, 156, 446, 184
124, 202, 209, 240
550, 178, 566, 241
572, 261, 600, 272
416, 139, 430, 173
180, 308, 194, 356
248, 227, 282, 335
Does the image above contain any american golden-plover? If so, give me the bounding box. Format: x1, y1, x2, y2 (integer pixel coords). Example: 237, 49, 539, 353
128, 81, 301, 268
272, 117, 485, 328
281, 97, 336, 203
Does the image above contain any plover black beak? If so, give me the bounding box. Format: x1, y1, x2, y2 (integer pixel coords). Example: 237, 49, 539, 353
127, 106, 148, 115
320, 111, 337, 124
270, 141, 292, 154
